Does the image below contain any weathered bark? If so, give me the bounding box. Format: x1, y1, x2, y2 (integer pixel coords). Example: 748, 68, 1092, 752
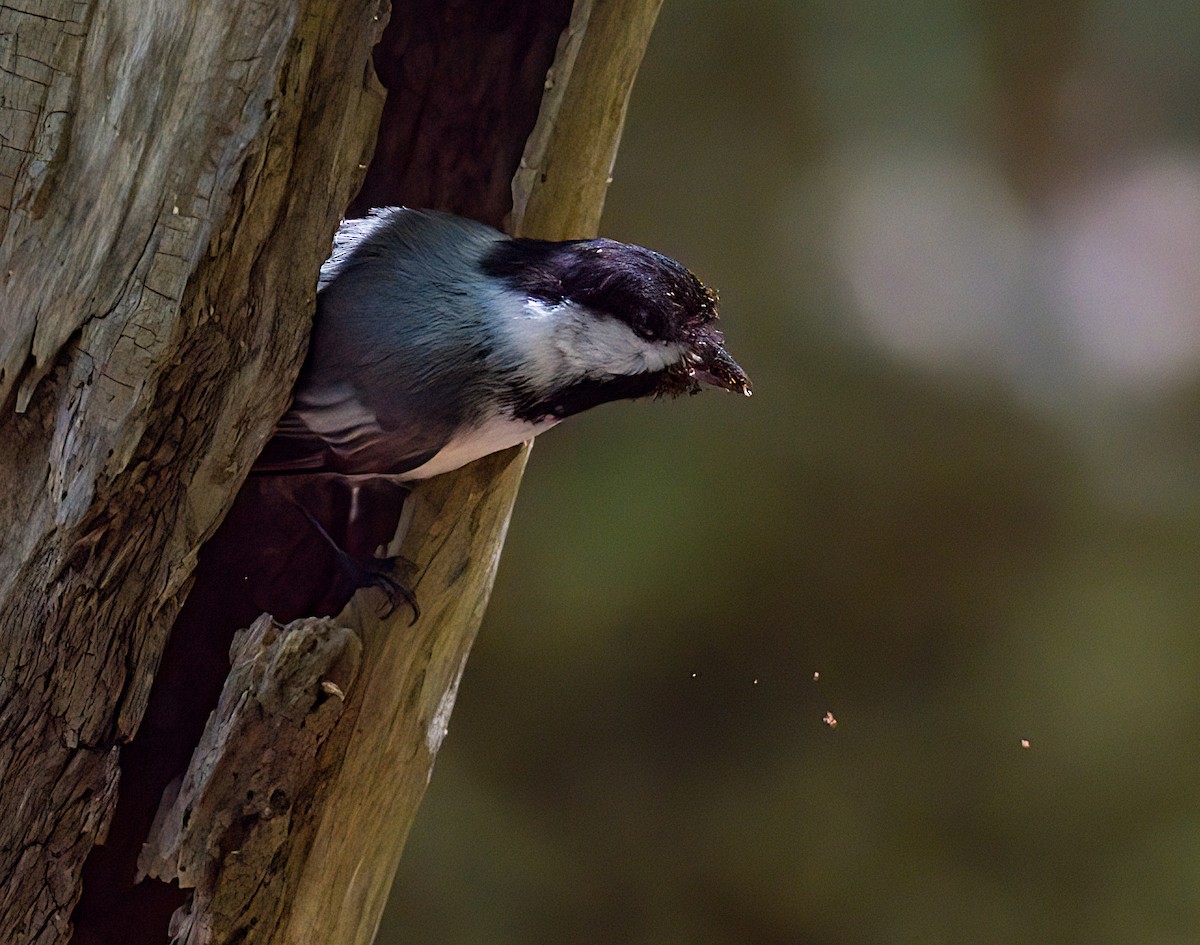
0, 0, 387, 941
137, 613, 364, 943
0, 0, 662, 942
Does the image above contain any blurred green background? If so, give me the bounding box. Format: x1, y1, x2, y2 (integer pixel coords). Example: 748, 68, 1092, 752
380, 2, 1200, 942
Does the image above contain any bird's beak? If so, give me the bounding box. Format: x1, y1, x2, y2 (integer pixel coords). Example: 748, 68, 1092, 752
685, 325, 752, 396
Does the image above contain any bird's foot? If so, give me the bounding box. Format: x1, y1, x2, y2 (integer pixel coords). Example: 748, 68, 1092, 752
291, 500, 420, 624
345, 556, 420, 625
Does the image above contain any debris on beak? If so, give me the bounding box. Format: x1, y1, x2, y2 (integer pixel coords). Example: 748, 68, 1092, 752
687, 326, 752, 396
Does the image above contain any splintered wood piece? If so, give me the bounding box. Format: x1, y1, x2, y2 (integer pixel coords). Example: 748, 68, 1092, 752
136, 615, 361, 945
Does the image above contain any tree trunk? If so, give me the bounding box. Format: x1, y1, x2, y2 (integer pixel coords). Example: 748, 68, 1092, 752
0, 0, 662, 942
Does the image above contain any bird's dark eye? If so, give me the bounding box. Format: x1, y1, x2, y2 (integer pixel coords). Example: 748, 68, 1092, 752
630, 311, 659, 341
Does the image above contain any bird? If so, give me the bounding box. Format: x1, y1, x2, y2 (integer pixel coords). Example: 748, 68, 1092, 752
253, 207, 751, 481
241, 207, 752, 618
179, 207, 750, 625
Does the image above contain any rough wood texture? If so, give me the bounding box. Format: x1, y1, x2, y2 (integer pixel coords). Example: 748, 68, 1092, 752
0, 1, 388, 942
289, 446, 536, 942
137, 0, 665, 942
136, 615, 362, 945
511, 0, 665, 238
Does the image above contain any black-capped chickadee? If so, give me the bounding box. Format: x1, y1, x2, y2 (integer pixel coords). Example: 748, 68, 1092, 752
197, 207, 752, 622
254, 208, 751, 481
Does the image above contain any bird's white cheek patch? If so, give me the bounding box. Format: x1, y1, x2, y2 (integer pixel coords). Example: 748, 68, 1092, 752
553, 309, 686, 379
505, 298, 685, 384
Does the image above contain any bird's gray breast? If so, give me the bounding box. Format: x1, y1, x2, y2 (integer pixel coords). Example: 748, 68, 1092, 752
258, 211, 512, 476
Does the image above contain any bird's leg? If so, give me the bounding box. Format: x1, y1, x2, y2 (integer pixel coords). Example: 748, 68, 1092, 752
289, 499, 420, 624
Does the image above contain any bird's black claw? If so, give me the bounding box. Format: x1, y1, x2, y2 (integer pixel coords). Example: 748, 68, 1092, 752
291, 499, 420, 625
325, 552, 419, 626
360, 559, 420, 626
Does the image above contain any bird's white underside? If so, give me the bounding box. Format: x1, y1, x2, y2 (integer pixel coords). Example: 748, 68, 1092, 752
401, 412, 561, 479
